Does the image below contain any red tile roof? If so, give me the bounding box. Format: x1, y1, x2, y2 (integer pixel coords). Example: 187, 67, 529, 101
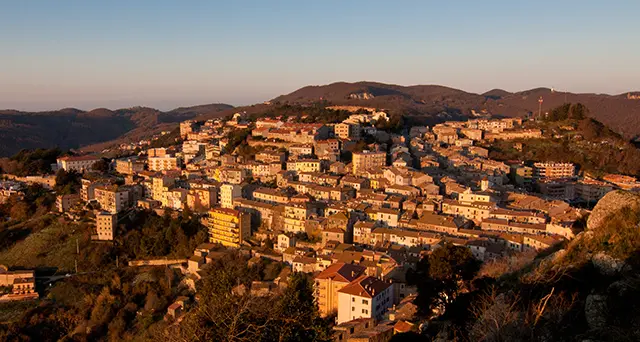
314, 262, 365, 283
338, 275, 392, 299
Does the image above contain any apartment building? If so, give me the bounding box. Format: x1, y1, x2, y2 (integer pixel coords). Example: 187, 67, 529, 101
253, 187, 290, 204
56, 194, 81, 212
56, 155, 101, 172
94, 185, 129, 213
180, 120, 197, 138
115, 158, 145, 175
151, 176, 175, 201
337, 275, 394, 324
205, 208, 251, 248
220, 183, 242, 209
283, 203, 313, 233
533, 162, 575, 179
286, 159, 323, 173
314, 263, 366, 317
335, 122, 362, 140
96, 212, 117, 241
441, 199, 494, 223
352, 151, 386, 175
148, 155, 181, 172
186, 187, 218, 212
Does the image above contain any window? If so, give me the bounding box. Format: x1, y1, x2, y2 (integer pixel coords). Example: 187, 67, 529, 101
362, 299, 368, 305
352, 297, 355, 302
352, 307, 355, 311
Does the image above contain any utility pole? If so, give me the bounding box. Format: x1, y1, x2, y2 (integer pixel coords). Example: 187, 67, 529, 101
75, 259, 78, 274
76, 239, 79, 255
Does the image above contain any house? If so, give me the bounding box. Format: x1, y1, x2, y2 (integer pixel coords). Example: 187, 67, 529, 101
314, 262, 366, 317
337, 275, 394, 324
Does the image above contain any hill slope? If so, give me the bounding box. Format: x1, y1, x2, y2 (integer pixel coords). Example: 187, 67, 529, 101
272, 82, 640, 138
0, 103, 232, 156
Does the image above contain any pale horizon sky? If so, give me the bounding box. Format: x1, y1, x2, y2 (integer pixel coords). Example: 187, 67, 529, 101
1, 1, 639, 111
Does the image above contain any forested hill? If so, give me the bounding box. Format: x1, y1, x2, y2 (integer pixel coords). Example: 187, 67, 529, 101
0, 103, 232, 157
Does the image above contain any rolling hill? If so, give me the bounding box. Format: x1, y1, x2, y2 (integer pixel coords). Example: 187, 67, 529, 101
0, 103, 232, 156
270, 82, 640, 138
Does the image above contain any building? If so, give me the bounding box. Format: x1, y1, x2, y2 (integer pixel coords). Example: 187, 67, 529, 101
314, 262, 366, 317
96, 212, 117, 241
352, 151, 386, 175
205, 208, 251, 248
115, 158, 145, 175
220, 184, 242, 209
335, 122, 362, 140
180, 120, 197, 138
56, 194, 80, 212
533, 162, 575, 179
0, 265, 36, 296
186, 187, 218, 212
148, 155, 181, 172
337, 275, 394, 324
283, 203, 314, 233
94, 185, 129, 213
56, 155, 101, 172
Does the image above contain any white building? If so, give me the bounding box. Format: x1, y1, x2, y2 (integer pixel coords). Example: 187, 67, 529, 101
337, 275, 394, 324
56, 155, 101, 173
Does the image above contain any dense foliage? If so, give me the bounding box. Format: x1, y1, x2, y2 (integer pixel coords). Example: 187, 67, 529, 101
165, 253, 332, 342
117, 210, 207, 261
0, 148, 62, 176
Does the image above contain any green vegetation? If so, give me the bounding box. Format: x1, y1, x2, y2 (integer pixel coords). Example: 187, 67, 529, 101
54, 169, 81, 195
0, 148, 62, 176
149, 128, 182, 148
487, 115, 640, 176
225, 128, 252, 153
168, 253, 332, 342
543, 102, 587, 121
117, 210, 207, 261
408, 243, 480, 316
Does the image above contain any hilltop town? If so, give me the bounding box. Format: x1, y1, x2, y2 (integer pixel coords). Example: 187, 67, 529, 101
0, 105, 639, 341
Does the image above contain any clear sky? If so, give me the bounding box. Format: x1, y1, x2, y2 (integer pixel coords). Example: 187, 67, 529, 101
1, 0, 639, 111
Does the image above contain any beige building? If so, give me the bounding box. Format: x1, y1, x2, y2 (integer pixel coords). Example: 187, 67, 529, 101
335, 122, 362, 140
283, 203, 313, 233
533, 162, 575, 179
205, 208, 251, 248
187, 187, 218, 212
56, 155, 101, 172
56, 194, 81, 212
94, 185, 129, 213
115, 158, 145, 175
151, 176, 175, 201
148, 155, 181, 172
0, 265, 36, 296
314, 262, 366, 317
96, 212, 117, 241
220, 183, 242, 209
286, 159, 323, 173
352, 151, 386, 175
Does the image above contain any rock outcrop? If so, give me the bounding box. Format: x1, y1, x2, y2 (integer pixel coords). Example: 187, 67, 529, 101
586, 190, 640, 231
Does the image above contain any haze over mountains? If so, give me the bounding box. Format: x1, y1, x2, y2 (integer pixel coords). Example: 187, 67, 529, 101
1, 81, 640, 157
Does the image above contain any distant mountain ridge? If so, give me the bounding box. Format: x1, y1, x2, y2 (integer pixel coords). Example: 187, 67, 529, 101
270, 81, 640, 138
3, 81, 640, 156
0, 103, 232, 157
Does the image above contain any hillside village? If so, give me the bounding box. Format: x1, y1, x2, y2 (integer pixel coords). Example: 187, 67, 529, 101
1, 105, 639, 340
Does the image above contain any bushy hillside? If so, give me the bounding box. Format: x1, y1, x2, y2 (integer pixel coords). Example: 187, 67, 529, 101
419, 191, 640, 341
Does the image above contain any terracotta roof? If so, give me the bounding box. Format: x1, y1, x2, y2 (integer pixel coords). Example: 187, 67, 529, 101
338, 275, 392, 298
314, 262, 365, 283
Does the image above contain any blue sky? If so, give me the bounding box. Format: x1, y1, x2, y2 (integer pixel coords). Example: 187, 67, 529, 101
1, 0, 639, 111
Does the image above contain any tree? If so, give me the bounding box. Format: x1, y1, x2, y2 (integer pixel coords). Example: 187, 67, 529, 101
408, 243, 480, 316
92, 158, 111, 173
